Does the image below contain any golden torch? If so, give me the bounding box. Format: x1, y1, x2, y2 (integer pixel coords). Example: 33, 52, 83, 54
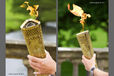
76, 30, 97, 67
68, 3, 97, 67
20, 1, 49, 76
21, 19, 49, 76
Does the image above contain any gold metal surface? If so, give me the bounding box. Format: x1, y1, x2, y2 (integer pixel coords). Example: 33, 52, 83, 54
76, 30, 97, 67
21, 19, 49, 76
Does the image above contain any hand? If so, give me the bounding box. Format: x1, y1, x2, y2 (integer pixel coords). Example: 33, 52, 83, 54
27, 50, 56, 75
82, 54, 96, 71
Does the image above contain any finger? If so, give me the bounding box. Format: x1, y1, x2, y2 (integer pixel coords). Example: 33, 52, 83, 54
44, 50, 48, 53
27, 55, 37, 62
82, 55, 85, 59
29, 62, 38, 70
82, 59, 86, 66
28, 55, 43, 63
92, 53, 96, 60
29, 60, 37, 66
82, 55, 88, 61
82, 59, 85, 64
34, 71, 47, 75
82, 55, 84, 58
29, 60, 40, 70
29, 60, 41, 68
94, 54, 96, 58
82, 59, 84, 63
33, 72, 41, 75
45, 50, 50, 56
44, 50, 51, 60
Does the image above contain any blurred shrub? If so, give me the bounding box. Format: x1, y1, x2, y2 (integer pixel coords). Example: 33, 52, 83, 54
58, 0, 108, 47
6, 0, 56, 33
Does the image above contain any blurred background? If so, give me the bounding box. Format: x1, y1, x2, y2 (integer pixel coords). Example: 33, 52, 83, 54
6, 0, 56, 33
58, 0, 108, 48
58, 0, 108, 76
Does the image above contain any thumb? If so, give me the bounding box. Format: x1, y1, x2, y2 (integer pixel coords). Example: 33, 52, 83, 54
92, 53, 96, 60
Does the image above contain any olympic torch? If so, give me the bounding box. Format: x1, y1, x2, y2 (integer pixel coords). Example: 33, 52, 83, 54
76, 30, 97, 67
21, 19, 49, 76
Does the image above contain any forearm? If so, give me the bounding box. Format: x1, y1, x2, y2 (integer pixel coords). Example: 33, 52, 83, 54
93, 68, 108, 76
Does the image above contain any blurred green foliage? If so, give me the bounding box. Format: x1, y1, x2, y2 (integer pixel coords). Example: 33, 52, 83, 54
6, 0, 56, 33
61, 61, 87, 76
58, 0, 108, 48
61, 61, 73, 76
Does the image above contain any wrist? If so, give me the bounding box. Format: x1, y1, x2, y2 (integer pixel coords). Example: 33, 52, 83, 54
51, 71, 56, 75
90, 66, 96, 76
93, 68, 99, 75
51, 62, 56, 75
90, 66, 95, 71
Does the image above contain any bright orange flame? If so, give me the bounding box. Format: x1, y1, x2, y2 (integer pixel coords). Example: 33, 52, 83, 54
20, 1, 39, 17
68, 3, 91, 31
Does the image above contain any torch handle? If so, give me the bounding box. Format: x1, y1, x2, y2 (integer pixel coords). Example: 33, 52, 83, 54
21, 19, 49, 76
76, 30, 98, 67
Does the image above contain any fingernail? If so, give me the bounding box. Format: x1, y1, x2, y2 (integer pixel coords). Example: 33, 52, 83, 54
27, 55, 30, 58
94, 54, 96, 56
33, 72, 40, 74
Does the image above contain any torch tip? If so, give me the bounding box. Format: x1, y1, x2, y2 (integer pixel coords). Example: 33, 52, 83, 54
20, 19, 40, 29
76, 30, 89, 36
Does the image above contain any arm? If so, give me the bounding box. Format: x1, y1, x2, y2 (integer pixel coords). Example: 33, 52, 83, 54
82, 54, 108, 76
93, 68, 108, 76
27, 50, 56, 75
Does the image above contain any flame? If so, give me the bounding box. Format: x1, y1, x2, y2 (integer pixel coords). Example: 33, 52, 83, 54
20, 1, 39, 17
68, 3, 91, 31
20, 4, 26, 8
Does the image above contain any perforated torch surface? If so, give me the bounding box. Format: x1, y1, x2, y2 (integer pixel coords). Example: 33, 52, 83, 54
76, 30, 97, 67
21, 24, 46, 58
21, 19, 49, 76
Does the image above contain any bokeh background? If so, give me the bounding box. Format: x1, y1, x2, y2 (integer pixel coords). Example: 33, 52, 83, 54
58, 0, 108, 48
6, 0, 56, 33
58, 0, 108, 76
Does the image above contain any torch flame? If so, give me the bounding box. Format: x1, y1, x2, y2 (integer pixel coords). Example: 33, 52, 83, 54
20, 1, 39, 18
68, 3, 91, 31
